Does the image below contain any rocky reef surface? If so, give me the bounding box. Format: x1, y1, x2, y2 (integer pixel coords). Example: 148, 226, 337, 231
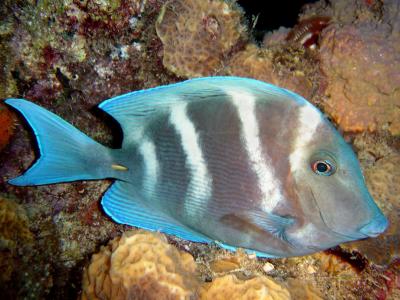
0, 0, 399, 299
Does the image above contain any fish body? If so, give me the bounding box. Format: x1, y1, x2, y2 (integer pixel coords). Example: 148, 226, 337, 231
6, 76, 388, 257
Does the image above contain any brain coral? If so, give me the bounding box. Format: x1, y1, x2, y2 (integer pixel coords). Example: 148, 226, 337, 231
200, 274, 291, 300
319, 23, 400, 135
156, 0, 246, 77
81, 230, 199, 300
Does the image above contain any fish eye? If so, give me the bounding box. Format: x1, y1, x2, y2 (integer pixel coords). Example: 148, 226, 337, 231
311, 159, 336, 176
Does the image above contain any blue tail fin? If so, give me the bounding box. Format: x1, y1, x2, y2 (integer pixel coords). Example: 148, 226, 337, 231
6, 99, 113, 186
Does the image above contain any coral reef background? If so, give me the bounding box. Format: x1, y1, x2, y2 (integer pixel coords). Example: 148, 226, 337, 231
0, 0, 399, 299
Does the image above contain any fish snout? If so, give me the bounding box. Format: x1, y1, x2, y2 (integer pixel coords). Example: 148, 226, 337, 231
359, 214, 389, 238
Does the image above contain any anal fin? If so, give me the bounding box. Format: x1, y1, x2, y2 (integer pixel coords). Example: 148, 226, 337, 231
101, 181, 211, 243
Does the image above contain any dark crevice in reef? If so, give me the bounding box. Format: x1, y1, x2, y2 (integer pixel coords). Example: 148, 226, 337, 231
237, 0, 319, 41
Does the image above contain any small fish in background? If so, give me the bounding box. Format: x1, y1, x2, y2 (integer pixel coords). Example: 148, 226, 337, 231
5, 76, 388, 257
286, 16, 331, 49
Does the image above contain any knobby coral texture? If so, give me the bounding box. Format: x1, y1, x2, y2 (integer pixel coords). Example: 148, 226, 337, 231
156, 0, 247, 77
81, 231, 199, 300
81, 230, 324, 300
0, 0, 399, 299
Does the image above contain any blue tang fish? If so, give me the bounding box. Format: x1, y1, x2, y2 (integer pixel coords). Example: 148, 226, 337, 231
6, 76, 388, 257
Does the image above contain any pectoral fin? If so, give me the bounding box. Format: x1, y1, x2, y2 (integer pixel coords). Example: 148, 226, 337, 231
221, 210, 294, 241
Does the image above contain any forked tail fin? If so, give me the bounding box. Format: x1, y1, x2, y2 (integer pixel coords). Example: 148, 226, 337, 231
6, 99, 114, 186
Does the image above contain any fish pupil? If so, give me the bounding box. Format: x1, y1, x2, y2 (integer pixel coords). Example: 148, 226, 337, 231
317, 162, 328, 173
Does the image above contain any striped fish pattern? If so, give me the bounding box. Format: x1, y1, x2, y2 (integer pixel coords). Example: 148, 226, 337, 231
6, 77, 388, 257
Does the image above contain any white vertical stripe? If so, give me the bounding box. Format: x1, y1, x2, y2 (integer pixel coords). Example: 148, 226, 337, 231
289, 104, 322, 172
169, 102, 212, 218
226, 88, 283, 213
138, 138, 159, 196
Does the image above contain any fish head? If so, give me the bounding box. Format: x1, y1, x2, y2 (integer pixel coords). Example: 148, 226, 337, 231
285, 105, 388, 253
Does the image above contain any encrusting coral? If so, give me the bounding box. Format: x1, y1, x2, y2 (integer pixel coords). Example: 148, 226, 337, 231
0, 195, 32, 243
309, 0, 400, 135
156, 0, 246, 77
318, 20, 400, 135
81, 230, 199, 300
226, 44, 275, 84
226, 44, 317, 100
0, 195, 33, 283
285, 279, 323, 300
200, 274, 291, 300
0, 103, 15, 151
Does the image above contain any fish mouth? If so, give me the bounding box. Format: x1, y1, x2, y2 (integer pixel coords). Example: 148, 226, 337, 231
358, 215, 389, 238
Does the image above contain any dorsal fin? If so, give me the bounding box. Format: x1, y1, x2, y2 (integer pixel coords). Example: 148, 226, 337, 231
98, 76, 300, 143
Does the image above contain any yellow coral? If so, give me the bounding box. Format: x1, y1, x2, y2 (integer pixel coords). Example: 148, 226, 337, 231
209, 257, 241, 273
81, 230, 199, 300
200, 274, 291, 300
156, 0, 246, 77
81, 231, 329, 299
285, 279, 323, 300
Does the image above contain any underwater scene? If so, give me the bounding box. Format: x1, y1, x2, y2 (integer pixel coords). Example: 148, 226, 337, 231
0, 0, 399, 299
